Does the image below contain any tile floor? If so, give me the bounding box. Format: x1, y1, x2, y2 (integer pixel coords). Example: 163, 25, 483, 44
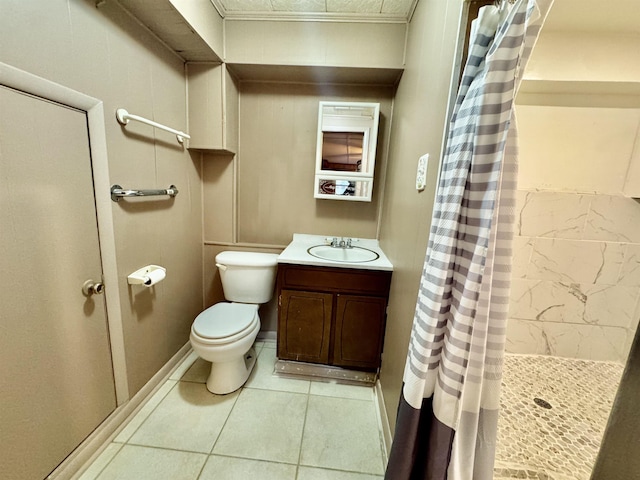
494, 354, 624, 480
79, 341, 386, 480
80, 346, 624, 480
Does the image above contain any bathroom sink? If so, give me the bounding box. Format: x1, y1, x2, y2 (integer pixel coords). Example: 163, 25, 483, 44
278, 234, 393, 271
307, 245, 379, 263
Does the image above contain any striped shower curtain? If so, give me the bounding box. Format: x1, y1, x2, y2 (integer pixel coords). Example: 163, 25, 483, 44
385, 1, 553, 479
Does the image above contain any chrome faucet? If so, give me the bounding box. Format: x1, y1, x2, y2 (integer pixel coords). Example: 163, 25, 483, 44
330, 237, 353, 248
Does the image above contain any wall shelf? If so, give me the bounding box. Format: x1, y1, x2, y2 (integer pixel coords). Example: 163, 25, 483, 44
226, 63, 403, 87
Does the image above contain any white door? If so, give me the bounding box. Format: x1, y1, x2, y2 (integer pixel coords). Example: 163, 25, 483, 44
0, 85, 117, 479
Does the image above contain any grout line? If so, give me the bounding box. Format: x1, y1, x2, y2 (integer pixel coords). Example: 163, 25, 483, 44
114, 380, 180, 444
242, 385, 310, 395
114, 442, 210, 457
307, 392, 374, 403
194, 453, 209, 480
82, 351, 387, 479
178, 378, 209, 385
297, 464, 388, 477
76, 442, 124, 480
202, 452, 298, 465
294, 387, 313, 476
207, 387, 242, 455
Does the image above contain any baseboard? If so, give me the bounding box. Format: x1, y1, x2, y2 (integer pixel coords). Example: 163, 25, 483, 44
257, 330, 277, 342
49, 342, 192, 480
374, 379, 392, 464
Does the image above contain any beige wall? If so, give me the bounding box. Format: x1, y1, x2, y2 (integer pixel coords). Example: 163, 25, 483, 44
237, 82, 394, 245
225, 20, 406, 68
517, 106, 640, 194
201, 82, 395, 249
377, 0, 465, 431
0, 0, 203, 396
202, 83, 395, 331
525, 32, 640, 83
187, 63, 240, 152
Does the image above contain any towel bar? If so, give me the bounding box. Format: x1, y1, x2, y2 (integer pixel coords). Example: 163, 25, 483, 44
116, 108, 190, 144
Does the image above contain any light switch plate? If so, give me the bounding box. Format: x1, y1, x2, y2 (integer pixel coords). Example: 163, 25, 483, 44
416, 154, 429, 191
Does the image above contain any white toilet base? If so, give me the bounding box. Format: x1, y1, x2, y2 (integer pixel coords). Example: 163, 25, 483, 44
205, 347, 257, 394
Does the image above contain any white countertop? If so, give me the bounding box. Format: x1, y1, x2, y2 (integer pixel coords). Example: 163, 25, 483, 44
277, 233, 394, 271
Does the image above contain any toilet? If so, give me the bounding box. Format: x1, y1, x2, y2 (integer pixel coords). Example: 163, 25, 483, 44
190, 251, 279, 394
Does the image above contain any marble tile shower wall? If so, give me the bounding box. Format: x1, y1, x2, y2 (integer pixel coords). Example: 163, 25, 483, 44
507, 190, 640, 364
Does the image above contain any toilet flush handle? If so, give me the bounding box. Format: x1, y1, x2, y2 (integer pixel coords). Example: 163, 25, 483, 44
216, 263, 227, 272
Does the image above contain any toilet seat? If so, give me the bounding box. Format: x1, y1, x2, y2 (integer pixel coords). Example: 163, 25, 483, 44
192, 303, 258, 345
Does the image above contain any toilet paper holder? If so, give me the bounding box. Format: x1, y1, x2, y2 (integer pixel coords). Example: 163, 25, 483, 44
127, 265, 166, 287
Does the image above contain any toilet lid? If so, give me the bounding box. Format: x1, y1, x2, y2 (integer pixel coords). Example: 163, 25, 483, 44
193, 303, 257, 339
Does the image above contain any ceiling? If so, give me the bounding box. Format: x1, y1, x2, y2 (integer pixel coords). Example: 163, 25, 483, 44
543, 0, 640, 34
209, 0, 419, 21
208, 0, 640, 33
116, 0, 640, 65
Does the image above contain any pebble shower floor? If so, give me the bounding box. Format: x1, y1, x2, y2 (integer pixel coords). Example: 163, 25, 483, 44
494, 354, 624, 480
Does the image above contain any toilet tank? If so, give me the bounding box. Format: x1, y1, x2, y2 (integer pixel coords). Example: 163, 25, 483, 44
215, 251, 279, 304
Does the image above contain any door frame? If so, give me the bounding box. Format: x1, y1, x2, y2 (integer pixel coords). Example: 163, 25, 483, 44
0, 61, 129, 405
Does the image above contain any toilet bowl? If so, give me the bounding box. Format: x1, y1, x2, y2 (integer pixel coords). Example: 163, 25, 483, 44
189, 251, 279, 394
190, 302, 261, 394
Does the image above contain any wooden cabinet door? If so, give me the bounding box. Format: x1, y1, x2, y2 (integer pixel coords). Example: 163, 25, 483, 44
278, 289, 333, 364
332, 294, 387, 369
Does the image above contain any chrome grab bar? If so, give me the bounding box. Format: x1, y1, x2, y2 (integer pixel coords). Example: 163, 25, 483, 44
110, 184, 178, 202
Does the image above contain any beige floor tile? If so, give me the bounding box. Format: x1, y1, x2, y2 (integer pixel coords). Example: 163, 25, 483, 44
95, 445, 206, 480
309, 381, 374, 401
77, 443, 123, 480
297, 466, 384, 480
114, 380, 177, 443
244, 345, 310, 394
169, 351, 199, 381
180, 357, 211, 383
129, 382, 239, 453
301, 396, 384, 475
198, 455, 297, 479
213, 388, 308, 464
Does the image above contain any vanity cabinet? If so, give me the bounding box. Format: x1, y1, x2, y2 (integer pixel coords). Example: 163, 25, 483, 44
276, 264, 392, 371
